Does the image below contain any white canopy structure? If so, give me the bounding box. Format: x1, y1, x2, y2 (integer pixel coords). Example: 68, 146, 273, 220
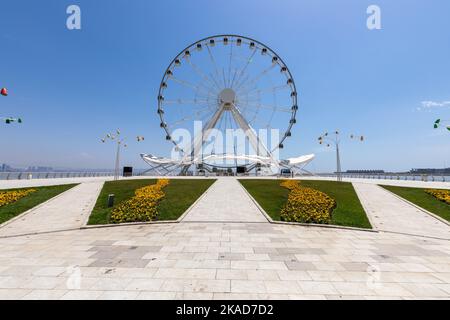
141, 153, 315, 176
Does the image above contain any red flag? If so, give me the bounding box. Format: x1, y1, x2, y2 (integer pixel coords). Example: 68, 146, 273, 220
0, 88, 7, 96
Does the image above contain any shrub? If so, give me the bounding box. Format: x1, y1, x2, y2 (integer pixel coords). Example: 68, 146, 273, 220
280, 180, 336, 224
425, 189, 450, 205
0, 189, 36, 207
110, 179, 169, 223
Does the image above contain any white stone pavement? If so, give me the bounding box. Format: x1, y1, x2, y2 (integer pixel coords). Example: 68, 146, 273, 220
353, 183, 450, 240
182, 178, 267, 223
0, 176, 449, 299
0, 222, 449, 300
0, 182, 103, 237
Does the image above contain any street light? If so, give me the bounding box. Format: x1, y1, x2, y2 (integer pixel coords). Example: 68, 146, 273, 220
1, 87, 23, 125
2, 117, 22, 124
434, 119, 450, 132
318, 131, 364, 182
101, 129, 128, 181
101, 130, 146, 180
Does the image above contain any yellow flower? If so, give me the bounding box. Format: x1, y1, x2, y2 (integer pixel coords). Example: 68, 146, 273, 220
0, 189, 36, 207
425, 189, 450, 205
279, 180, 335, 224
110, 179, 170, 223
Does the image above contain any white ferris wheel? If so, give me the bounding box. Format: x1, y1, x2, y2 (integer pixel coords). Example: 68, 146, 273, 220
141, 35, 314, 175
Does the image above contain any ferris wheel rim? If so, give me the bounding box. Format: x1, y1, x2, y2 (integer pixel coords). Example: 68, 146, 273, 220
156, 34, 299, 154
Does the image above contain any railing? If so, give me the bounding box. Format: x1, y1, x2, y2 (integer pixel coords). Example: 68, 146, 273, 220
316, 173, 450, 182
0, 171, 116, 180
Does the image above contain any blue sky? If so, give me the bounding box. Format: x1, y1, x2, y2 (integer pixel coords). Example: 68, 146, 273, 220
0, 0, 449, 172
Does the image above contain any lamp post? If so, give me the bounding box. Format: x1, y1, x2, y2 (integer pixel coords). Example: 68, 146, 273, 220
1, 87, 23, 125
101, 129, 128, 181
318, 131, 364, 182
434, 119, 450, 132
101, 131, 146, 180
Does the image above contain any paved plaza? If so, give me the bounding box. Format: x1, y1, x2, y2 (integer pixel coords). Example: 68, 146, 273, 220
182, 179, 267, 223
0, 177, 449, 299
0, 182, 104, 237
353, 183, 450, 239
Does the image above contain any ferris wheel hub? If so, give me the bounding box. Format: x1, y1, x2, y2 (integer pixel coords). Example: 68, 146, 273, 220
219, 88, 236, 109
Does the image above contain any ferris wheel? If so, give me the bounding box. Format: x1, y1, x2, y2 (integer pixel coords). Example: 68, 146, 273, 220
142, 35, 313, 175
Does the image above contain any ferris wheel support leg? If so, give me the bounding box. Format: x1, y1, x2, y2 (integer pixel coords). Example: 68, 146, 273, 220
182, 107, 225, 165
229, 105, 274, 160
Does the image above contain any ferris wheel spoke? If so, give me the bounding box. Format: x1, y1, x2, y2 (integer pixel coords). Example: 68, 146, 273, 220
235, 64, 277, 93
205, 45, 224, 88
163, 98, 211, 105
238, 102, 292, 113
170, 76, 217, 97
229, 68, 239, 90
248, 113, 271, 130
185, 57, 222, 92
231, 48, 257, 89
242, 84, 290, 96
222, 68, 228, 90
169, 106, 215, 127
227, 41, 234, 88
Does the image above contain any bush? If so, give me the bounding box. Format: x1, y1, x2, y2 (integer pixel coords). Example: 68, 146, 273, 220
425, 189, 450, 205
110, 179, 169, 223
0, 189, 36, 207
280, 180, 336, 224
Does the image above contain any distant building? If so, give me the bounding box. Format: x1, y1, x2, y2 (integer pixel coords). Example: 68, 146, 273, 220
0, 164, 13, 172
410, 168, 450, 175
345, 170, 385, 174
26, 166, 54, 172
0, 164, 54, 172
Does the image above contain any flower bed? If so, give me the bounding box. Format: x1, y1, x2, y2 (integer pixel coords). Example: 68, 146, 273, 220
280, 180, 336, 224
110, 179, 170, 223
425, 189, 450, 205
0, 189, 36, 207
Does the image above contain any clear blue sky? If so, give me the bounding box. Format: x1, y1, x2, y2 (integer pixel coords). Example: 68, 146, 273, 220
1, 0, 449, 172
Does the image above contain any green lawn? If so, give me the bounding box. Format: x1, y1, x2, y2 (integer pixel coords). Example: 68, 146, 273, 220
239, 179, 289, 221
88, 179, 216, 224
0, 184, 77, 225
381, 185, 450, 222
158, 179, 216, 220
239, 179, 372, 229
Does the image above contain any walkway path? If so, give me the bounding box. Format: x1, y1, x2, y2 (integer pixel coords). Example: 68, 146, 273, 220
182, 178, 267, 223
0, 221, 449, 300
0, 182, 103, 237
353, 183, 450, 239
0, 179, 449, 299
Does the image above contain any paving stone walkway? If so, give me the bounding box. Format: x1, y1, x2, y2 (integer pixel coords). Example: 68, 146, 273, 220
0, 182, 103, 237
353, 183, 450, 239
182, 178, 267, 223
0, 222, 449, 300
0, 177, 449, 299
